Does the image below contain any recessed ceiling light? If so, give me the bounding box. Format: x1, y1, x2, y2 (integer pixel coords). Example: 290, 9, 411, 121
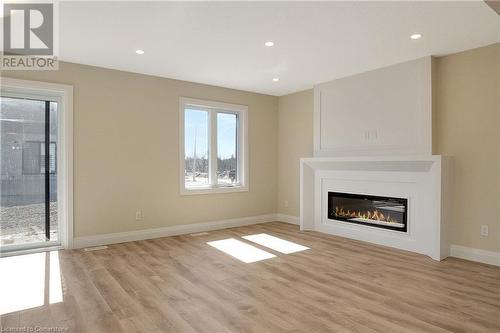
272, 78, 280, 82
265, 41, 275, 47
135, 49, 145, 55
410, 33, 422, 40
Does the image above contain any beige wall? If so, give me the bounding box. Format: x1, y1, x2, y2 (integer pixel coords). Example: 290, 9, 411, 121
277, 89, 313, 216
3, 62, 278, 237
434, 43, 500, 252
277, 43, 500, 252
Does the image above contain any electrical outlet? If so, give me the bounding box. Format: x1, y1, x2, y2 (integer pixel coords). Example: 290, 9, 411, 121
480, 225, 488, 237
135, 210, 143, 221
284, 201, 289, 208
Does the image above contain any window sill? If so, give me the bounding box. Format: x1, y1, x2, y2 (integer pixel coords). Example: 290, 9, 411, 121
180, 185, 248, 196
0, 242, 62, 257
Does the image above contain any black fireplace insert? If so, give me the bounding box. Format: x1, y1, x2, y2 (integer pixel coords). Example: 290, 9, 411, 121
328, 192, 408, 232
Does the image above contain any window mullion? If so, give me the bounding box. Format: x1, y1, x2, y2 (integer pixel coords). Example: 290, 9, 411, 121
209, 110, 218, 187
236, 114, 241, 185
44, 101, 50, 240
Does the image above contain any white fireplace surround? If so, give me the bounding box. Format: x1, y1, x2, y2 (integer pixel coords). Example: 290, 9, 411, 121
300, 155, 452, 260
301, 58, 455, 261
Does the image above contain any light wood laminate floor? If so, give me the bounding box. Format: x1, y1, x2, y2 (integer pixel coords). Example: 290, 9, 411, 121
1, 222, 499, 332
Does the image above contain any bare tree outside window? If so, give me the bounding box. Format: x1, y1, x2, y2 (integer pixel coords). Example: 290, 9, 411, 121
184, 109, 209, 187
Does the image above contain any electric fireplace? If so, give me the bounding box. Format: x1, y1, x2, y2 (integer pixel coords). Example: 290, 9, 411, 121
328, 192, 408, 232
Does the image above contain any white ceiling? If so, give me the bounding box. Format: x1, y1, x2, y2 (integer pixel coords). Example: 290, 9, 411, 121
58, 1, 499, 96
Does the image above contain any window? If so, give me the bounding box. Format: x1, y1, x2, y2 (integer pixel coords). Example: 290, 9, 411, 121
22, 141, 57, 175
1, 77, 74, 252
180, 97, 248, 194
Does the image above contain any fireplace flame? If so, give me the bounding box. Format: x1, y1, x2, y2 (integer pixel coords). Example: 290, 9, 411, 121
335, 206, 397, 223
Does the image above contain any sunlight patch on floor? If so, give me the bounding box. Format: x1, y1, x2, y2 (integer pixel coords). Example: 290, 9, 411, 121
49, 251, 63, 304
0, 251, 63, 314
207, 238, 276, 263
242, 233, 310, 254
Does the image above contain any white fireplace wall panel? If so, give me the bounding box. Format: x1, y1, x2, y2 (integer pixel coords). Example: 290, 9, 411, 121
313, 56, 432, 157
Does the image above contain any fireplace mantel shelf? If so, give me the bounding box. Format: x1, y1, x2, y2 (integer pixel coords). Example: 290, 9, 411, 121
300, 155, 442, 172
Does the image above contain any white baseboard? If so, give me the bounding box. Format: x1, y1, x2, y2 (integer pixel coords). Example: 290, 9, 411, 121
273, 217, 500, 267
74, 214, 276, 249
450, 244, 500, 266
275, 213, 300, 225
75, 215, 498, 267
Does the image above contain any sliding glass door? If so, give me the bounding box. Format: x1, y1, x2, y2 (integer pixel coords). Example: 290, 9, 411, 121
1, 95, 59, 251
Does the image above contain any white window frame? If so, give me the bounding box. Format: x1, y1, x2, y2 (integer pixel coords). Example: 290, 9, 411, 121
179, 97, 248, 195
1, 78, 74, 254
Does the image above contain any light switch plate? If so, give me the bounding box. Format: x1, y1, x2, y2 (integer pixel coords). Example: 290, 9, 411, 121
480, 225, 489, 237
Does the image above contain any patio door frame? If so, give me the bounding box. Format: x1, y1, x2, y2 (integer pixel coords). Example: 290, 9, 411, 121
1, 78, 73, 255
